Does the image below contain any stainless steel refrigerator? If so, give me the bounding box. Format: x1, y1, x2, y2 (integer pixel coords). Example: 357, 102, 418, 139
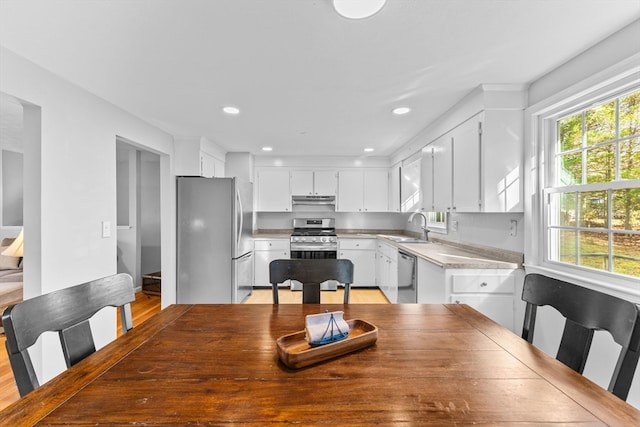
177, 176, 253, 303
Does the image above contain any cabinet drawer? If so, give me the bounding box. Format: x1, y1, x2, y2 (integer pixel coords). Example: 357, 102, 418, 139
377, 241, 397, 259
339, 238, 376, 250
254, 240, 289, 251
451, 274, 515, 293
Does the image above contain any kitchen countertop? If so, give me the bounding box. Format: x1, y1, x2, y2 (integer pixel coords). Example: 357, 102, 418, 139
253, 230, 523, 270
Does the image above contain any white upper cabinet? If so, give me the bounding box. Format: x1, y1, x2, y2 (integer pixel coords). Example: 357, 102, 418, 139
400, 158, 421, 212
290, 171, 313, 195
431, 135, 452, 212
291, 170, 337, 196
422, 108, 523, 213
256, 169, 291, 212
481, 110, 523, 212
421, 147, 435, 212
338, 169, 389, 212
175, 138, 224, 178
451, 116, 482, 212
389, 164, 401, 212
337, 170, 363, 212
364, 170, 389, 212
314, 170, 338, 196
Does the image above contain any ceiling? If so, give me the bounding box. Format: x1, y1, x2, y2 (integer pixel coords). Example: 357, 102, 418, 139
0, 0, 639, 158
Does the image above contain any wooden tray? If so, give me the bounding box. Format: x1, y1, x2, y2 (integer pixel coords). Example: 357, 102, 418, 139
276, 319, 378, 369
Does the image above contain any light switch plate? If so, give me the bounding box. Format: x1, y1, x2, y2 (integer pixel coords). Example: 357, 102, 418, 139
102, 221, 112, 238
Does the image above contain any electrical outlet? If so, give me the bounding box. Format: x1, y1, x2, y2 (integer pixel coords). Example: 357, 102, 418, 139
451, 220, 458, 232
102, 221, 112, 238
509, 219, 517, 237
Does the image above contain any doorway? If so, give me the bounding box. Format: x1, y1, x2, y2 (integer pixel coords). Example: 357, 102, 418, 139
116, 139, 161, 292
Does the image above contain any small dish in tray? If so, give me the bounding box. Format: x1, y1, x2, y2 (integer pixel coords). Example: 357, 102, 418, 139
276, 319, 378, 369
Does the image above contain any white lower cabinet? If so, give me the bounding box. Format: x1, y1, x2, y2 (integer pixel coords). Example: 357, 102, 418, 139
253, 239, 290, 287
339, 238, 377, 287
417, 259, 522, 332
376, 240, 398, 303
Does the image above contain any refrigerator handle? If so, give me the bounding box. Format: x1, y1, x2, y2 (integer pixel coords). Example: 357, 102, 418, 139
236, 187, 243, 248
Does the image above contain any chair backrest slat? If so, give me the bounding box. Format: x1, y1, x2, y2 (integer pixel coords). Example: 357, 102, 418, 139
269, 259, 354, 304
2, 273, 135, 397
521, 273, 640, 401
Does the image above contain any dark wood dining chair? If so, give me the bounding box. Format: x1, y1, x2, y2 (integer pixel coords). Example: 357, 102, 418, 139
2, 273, 135, 397
269, 259, 354, 304
521, 273, 640, 401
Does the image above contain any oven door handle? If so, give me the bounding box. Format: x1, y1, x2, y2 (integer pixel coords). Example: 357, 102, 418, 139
290, 244, 338, 251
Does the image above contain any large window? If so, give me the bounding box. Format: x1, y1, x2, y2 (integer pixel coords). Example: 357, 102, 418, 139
545, 89, 639, 278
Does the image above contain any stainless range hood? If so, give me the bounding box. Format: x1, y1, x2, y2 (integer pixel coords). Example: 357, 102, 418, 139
291, 195, 336, 205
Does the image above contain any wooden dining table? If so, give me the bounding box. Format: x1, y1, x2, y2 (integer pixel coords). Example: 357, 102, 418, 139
2, 303, 639, 425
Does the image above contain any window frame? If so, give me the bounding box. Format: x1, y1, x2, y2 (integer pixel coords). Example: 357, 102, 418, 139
544, 88, 639, 278
527, 68, 640, 297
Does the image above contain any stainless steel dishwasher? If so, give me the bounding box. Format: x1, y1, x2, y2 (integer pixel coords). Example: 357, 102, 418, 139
397, 250, 417, 303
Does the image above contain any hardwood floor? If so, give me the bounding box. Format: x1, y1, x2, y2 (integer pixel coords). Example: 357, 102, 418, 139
245, 287, 389, 304
0, 287, 387, 411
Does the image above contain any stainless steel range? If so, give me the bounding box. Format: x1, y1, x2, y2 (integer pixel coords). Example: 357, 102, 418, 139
290, 218, 338, 291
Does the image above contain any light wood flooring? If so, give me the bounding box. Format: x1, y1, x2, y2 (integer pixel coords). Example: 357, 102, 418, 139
0, 287, 387, 411
246, 287, 389, 304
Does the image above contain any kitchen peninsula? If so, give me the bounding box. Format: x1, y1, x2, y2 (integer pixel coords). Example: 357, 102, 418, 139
254, 229, 525, 331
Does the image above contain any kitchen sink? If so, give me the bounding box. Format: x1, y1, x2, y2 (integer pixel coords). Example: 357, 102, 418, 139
381, 235, 431, 244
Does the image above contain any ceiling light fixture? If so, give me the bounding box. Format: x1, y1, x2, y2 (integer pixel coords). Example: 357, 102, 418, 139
332, 0, 386, 19
262, 146, 273, 152
222, 106, 240, 115
392, 106, 411, 115
364, 148, 374, 152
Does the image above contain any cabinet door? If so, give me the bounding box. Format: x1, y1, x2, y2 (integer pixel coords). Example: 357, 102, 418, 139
450, 295, 515, 332
421, 147, 434, 211
432, 136, 452, 212
416, 259, 445, 303
388, 254, 398, 303
337, 170, 363, 212
313, 170, 337, 196
482, 110, 524, 212
257, 170, 291, 211
290, 171, 314, 196
363, 169, 389, 212
340, 249, 376, 287
452, 117, 481, 212
389, 165, 401, 212
200, 152, 216, 178
254, 248, 290, 287
376, 252, 387, 294
400, 158, 421, 212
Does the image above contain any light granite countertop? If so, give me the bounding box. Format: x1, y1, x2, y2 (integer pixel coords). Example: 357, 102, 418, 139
253, 230, 523, 270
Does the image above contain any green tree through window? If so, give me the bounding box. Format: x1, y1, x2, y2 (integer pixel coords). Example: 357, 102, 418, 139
550, 89, 640, 278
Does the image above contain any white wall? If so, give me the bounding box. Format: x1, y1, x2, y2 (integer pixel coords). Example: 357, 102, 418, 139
406, 212, 525, 253
257, 211, 407, 232
0, 46, 176, 385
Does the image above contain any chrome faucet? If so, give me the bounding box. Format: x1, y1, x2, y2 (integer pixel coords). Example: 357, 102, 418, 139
407, 211, 430, 241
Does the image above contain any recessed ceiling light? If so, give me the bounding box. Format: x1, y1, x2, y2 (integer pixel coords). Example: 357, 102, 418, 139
364, 148, 374, 152
392, 107, 411, 115
222, 106, 240, 115
262, 146, 273, 152
333, 0, 386, 19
